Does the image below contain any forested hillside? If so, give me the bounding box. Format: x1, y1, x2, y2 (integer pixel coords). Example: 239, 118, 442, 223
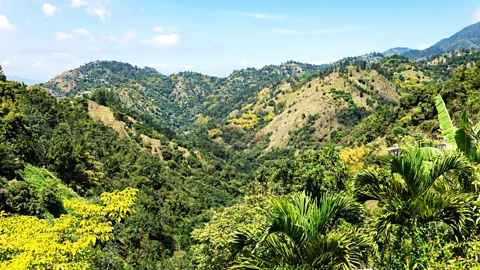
5, 22, 480, 269
41, 61, 325, 132
0, 76, 286, 268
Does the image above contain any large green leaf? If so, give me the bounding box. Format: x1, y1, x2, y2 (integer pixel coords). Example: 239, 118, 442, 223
435, 94, 457, 149
455, 111, 477, 158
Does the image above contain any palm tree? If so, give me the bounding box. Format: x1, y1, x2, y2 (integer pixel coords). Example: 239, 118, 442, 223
357, 145, 476, 240
230, 192, 377, 270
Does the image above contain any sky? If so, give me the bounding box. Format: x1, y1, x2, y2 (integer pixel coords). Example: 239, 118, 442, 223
0, 0, 479, 81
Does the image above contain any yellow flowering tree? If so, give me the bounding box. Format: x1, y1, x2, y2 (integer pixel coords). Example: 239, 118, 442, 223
339, 145, 370, 174
207, 128, 223, 138
228, 114, 259, 131
263, 112, 275, 122
0, 187, 138, 270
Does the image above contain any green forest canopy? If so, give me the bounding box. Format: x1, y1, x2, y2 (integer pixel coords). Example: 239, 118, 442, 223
3, 52, 480, 269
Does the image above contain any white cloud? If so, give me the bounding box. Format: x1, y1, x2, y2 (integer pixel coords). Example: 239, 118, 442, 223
86, 7, 111, 22
104, 31, 135, 44
73, 28, 90, 35
71, 0, 87, 7
54, 29, 92, 41
32, 62, 42, 67
42, 3, 60, 17
471, 8, 480, 23
52, 52, 72, 58
72, 0, 111, 22
274, 29, 299, 36
0, 15, 15, 31
419, 43, 432, 50
241, 12, 284, 20
1, 60, 11, 66
55, 31, 74, 40
139, 34, 181, 47
88, 46, 102, 52
153, 26, 178, 32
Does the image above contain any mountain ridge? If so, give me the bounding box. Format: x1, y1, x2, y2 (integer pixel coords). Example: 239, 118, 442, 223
40, 60, 328, 132
402, 21, 480, 59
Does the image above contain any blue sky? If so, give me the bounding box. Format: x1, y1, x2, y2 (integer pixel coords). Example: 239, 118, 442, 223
0, 0, 479, 81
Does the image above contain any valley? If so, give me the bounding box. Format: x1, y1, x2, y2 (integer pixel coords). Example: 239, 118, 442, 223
3, 13, 480, 270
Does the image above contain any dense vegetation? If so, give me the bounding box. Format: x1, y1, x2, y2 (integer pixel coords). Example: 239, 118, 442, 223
41, 61, 326, 133
5, 35, 480, 268
0, 78, 274, 268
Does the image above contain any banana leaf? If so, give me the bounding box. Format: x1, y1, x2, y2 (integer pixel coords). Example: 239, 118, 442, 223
435, 94, 456, 149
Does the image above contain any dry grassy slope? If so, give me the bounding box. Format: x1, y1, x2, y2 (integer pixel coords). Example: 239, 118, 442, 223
393, 64, 431, 88
44, 67, 164, 119
427, 50, 478, 70
88, 101, 128, 136
44, 70, 82, 98
256, 67, 398, 150
87, 101, 164, 159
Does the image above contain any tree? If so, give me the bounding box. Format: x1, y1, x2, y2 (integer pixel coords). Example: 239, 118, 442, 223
191, 194, 273, 270
0, 65, 6, 82
255, 147, 352, 198
0, 187, 138, 269
357, 146, 476, 240
230, 192, 377, 269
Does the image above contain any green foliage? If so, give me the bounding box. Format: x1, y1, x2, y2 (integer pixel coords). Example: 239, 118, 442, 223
0, 80, 246, 267
359, 146, 476, 238
435, 94, 457, 148
0, 187, 138, 270
256, 147, 352, 198
6, 49, 480, 269
19, 164, 79, 200
192, 194, 273, 270
436, 95, 480, 166
42, 61, 327, 133
0, 65, 5, 82
231, 192, 377, 269
288, 114, 321, 149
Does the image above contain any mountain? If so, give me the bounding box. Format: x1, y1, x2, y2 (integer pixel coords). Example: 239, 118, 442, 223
8, 28, 480, 269
40, 60, 327, 132
403, 22, 480, 59
7, 75, 43, 85
382, 47, 412, 57
0, 78, 268, 268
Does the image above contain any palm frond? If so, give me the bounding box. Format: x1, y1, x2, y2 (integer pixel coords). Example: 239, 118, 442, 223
423, 192, 478, 240
358, 167, 406, 203
428, 151, 473, 188
232, 192, 376, 269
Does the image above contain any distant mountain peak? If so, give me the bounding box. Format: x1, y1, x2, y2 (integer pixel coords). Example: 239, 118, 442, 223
382, 47, 412, 57
402, 22, 480, 59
